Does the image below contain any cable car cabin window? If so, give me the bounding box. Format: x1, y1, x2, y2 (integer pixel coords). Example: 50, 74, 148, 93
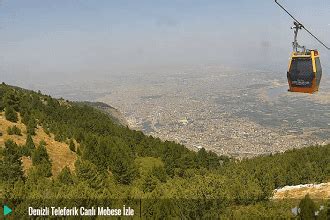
314, 57, 322, 87
315, 57, 322, 73
288, 58, 314, 87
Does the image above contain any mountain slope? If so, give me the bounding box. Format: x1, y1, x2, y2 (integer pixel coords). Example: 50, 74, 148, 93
0, 112, 76, 176
0, 83, 329, 219
79, 101, 128, 126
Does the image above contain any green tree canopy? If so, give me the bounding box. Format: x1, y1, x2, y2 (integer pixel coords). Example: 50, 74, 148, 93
22, 134, 35, 156
69, 139, 76, 152
7, 125, 22, 136
32, 141, 50, 165
58, 166, 74, 185
298, 194, 317, 219
5, 106, 18, 122
0, 140, 24, 182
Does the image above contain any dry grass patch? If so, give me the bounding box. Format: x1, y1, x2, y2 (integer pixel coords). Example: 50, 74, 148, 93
273, 183, 330, 200
21, 156, 32, 176
0, 112, 26, 146
0, 112, 77, 177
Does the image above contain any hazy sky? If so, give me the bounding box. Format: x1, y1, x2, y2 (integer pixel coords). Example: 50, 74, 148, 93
1, 0, 329, 85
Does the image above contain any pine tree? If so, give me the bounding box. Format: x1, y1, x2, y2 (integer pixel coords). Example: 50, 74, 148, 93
152, 166, 167, 183
196, 148, 208, 168
36, 163, 52, 178
5, 106, 18, 122
23, 134, 35, 156
111, 148, 138, 185
58, 166, 74, 185
21, 111, 28, 125
142, 174, 159, 192
27, 118, 37, 135
75, 159, 98, 181
298, 194, 317, 219
32, 141, 50, 165
7, 125, 22, 136
76, 146, 82, 156
69, 139, 76, 152
29, 141, 52, 177
0, 99, 4, 111
3, 90, 20, 111
75, 160, 104, 188
0, 140, 24, 182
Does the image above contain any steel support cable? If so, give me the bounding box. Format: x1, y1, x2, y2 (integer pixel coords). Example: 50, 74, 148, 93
275, 0, 330, 50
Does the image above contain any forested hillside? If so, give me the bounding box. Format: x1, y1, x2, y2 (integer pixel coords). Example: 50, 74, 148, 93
79, 101, 128, 126
0, 83, 329, 219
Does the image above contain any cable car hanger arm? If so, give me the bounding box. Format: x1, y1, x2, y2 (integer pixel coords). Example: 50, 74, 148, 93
275, 0, 330, 50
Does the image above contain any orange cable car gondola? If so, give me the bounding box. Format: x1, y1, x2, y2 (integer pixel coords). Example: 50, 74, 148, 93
275, 0, 329, 93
